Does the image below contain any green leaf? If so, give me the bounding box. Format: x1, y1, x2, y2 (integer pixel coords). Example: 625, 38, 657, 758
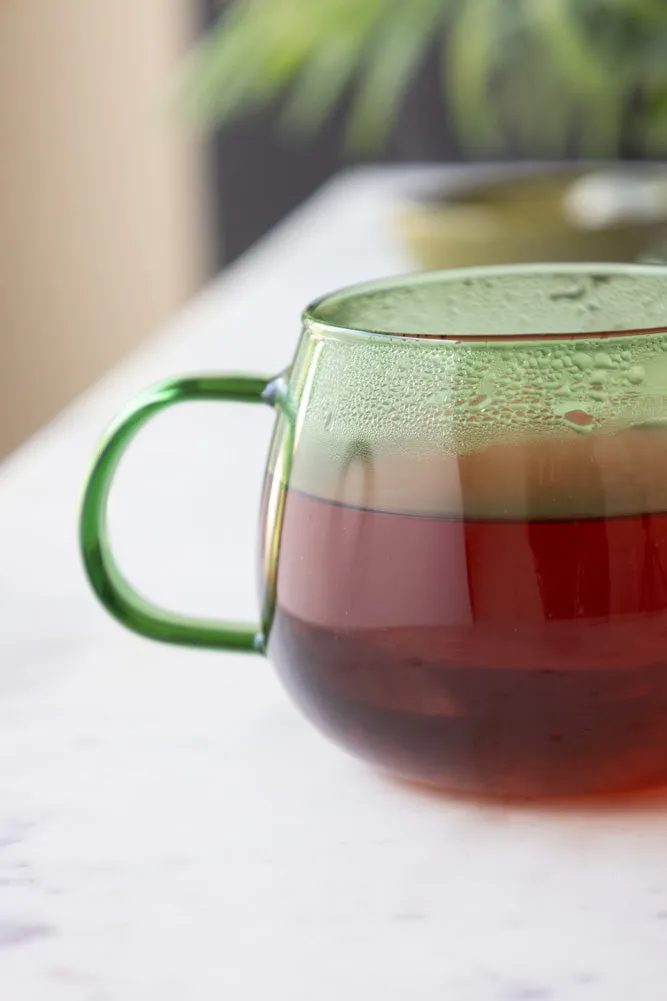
281, 2, 387, 133
527, 0, 610, 97
642, 86, 667, 153
530, 1, 637, 153
281, 35, 368, 133
602, 0, 667, 28
445, 0, 508, 151
180, 6, 275, 125
179, 0, 667, 158
344, 0, 452, 153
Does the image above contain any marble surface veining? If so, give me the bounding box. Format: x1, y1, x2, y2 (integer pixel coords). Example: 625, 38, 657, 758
2, 168, 667, 1000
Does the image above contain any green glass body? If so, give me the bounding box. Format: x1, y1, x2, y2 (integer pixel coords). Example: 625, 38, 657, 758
81, 264, 667, 797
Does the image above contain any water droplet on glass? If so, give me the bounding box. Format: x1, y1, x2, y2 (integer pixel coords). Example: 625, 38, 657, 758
469, 394, 491, 413
573, 352, 594, 370
550, 280, 586, 302
628, 365, 646, 385
563, 409, 595, 433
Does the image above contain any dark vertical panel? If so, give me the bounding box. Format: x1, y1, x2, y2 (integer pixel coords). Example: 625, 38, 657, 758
209, 106, 351, 264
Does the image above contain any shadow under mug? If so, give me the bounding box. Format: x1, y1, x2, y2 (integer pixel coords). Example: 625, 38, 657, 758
81, 263, 667, 799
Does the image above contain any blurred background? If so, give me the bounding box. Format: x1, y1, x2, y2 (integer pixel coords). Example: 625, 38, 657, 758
3, 0, 667, 460
0, 0, 207, 459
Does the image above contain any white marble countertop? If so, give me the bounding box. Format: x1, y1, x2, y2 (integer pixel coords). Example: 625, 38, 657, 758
2, 166, 667, 1001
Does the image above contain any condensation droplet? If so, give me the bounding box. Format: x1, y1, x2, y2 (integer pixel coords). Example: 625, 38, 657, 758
593, 352, 614, 368
469, 394, 491, 412
550, 280, 586, 302
574, 352, 594, 370
563, 409, 595, 433
628, 365, 646, 385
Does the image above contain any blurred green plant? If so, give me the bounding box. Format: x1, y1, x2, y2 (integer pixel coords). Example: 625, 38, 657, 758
183, 0, 667, 157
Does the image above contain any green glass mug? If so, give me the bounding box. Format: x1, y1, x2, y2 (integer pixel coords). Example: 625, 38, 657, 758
81, 263, 667, 798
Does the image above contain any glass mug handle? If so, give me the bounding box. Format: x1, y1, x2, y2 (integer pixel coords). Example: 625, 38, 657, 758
80, 373, 278, 655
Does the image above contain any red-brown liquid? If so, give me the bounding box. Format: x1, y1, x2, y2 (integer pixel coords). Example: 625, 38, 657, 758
267, 478, 667, 797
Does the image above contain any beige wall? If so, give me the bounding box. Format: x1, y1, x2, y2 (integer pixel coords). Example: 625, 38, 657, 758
0, 0, 210, 458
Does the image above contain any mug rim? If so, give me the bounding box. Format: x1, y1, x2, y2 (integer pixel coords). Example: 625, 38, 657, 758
303, 262, 667, 343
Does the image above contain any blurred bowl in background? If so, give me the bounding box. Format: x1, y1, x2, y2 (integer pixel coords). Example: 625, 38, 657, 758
397, 167, 667, 270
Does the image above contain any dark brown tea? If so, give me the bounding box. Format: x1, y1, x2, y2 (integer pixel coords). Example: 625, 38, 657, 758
265, 431, 667, 797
